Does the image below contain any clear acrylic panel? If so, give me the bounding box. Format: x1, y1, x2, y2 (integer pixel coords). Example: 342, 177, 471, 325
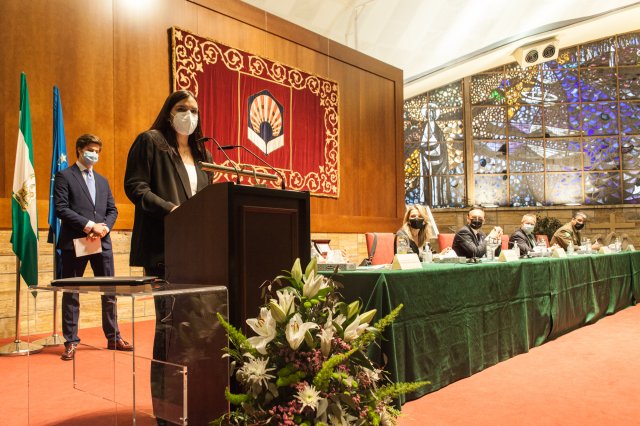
474, 175, 508, 206
619, 101, 640, 135
545, 139, 582, 171
546, 172, 583, 205
621, 136, 640, 170
474, 141, 508, 174
542, 69, 580, 103
583, 137, 620, 171
508, 105, 543, 137
472, 106, 507, 139
544, 103, 581, 136
509, 138, 544, 172
430, 175, 466, 208
618, 66, 640, 100
623, 171, 640, 203
585, 172, 622, 204
509, 173, 544, 206
581, 102, 618, 136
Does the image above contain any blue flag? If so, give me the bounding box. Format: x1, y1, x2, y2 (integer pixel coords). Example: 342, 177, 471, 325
47, 87, 68, 260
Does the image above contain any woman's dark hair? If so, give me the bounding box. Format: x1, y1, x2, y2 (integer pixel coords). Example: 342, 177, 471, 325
149, 90, 208, 161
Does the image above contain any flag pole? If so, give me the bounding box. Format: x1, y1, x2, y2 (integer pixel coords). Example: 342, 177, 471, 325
33, 249, 63, 347
0, 259, 43, 356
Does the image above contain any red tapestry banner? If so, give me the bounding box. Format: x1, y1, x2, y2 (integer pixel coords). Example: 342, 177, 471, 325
171, 27, 339, 197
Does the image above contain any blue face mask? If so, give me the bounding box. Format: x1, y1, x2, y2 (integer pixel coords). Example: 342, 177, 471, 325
83, 150, 99, 166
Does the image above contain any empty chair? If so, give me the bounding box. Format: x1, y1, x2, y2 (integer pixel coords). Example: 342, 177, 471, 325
501, 234, 510, 249
438, 233, 455, 250
365, 232, 395, 265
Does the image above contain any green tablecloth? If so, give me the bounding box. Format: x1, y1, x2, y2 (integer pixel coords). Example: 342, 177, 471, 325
329, 251, 639, 404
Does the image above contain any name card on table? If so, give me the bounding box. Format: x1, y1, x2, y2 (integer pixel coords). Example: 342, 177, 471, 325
599, 246, 612, 254
551, 247, 567, 258
498, 249, 519, 262
392, 253, 423, 270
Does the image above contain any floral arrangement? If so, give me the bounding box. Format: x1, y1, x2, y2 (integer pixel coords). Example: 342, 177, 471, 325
212, 258, 428, 426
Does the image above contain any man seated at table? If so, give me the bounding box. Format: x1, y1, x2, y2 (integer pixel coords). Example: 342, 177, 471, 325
550, 212, 600, 251
452, 206, 503, 259
509, 214, 537, 255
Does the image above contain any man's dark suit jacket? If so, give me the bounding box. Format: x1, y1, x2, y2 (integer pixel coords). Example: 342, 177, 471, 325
54, 164, 117, 251
452, 224, 501, 259
509, 228, 536, 255
124, 130, 211, 270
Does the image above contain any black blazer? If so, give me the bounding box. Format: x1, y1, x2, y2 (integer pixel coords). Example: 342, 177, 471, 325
509, 228, 536, 255
54, 164, 117, 251
124, 130, 211, 269
452, 225, 501, 259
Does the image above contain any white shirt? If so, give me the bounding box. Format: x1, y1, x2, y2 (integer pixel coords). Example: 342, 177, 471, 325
184, 163, 198, 196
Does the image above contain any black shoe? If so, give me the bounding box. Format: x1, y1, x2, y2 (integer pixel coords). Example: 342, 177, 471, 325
61, 344, 77, 361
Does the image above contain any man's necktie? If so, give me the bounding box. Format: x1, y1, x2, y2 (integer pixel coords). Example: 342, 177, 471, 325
84, 169, 96, 204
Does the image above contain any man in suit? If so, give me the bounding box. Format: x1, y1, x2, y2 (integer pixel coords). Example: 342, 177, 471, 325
54, 134, 132, 361
452, 206, 503, 259
509, 214, 537, 255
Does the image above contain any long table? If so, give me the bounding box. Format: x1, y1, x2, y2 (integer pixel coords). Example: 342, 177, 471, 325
330, 251, 640, 404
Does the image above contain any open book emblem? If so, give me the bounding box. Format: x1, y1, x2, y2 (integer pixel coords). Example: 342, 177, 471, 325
247, 90, 284, 155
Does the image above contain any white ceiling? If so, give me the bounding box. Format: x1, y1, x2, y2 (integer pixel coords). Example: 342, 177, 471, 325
242, 0, 640, 97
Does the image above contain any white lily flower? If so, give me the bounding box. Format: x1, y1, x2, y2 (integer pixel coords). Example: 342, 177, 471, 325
285, 313, 318, 350
273, 289, 297, 317
246, 307, 277, 354
319, 327, 334, 357
302, 270, 328, 298
342, 313, 369, 342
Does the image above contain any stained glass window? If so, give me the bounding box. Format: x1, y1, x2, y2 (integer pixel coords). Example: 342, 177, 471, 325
404, 31, 640, 207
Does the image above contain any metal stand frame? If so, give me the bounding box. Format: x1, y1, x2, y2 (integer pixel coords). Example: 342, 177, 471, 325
33, 249, 63, 346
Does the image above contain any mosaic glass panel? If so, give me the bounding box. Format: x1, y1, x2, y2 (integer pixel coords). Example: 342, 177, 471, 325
580, 68, 617, 102
473, 141, 507, 174
504, 67, 543, 105
583, 137, 620, 171
621, 136, 640, 170
542, 47, 579, 69
430, 175, 466, 208
617, 66, 640, 100
616, 33, 640, 66
585, 172, 621, 204
581, 102, 618, 136
474, 175, 508, 206
472, 106, 506, 139
508, 104, 543, 137
405, 176, 424, 205
404, 141, 423, 177
510, 174, 544, 207
622, 171, 640, 204
544, 103, 581, 136
429, 82, 463, 108
424, 140, 464, 175
579, 38, 616, 67
620, 101, 640, 134
471, 73, 505, 105
509, 139, 544, 172
542, 69, 580, 103
546, 173, 583, 205
545, 139, 582, 171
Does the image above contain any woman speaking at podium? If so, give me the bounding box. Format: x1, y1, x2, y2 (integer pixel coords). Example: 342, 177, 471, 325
124, 90, 212, 425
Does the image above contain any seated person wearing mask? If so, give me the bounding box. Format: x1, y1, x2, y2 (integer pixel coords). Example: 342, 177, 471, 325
394, 204, 432, 257
509, 214, 537, 255
452, 206, 503, 259
550, 212, 601, 251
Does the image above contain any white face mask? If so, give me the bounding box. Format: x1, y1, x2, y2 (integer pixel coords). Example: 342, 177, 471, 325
171, 111, 198, 136
522, 224, 535, 234
82, 150, 99, 166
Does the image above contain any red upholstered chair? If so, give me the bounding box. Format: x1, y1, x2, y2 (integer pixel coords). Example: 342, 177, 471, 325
438, 233, 455, 250
535, 234, 550, 247
365, 233, 395, 265
501, 234, 510, 249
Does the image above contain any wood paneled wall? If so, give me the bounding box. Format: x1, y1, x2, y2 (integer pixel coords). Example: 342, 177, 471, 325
0, 0, 404, 233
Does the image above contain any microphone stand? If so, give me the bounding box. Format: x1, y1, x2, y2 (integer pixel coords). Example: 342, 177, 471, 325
219, 145, 286, 190
197, 137, 240, 184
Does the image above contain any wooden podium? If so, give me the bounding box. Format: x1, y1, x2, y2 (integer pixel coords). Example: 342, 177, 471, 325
165, 182, 310, 327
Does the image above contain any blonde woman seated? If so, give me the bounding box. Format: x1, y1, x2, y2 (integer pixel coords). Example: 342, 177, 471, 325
394, 205, 451, 258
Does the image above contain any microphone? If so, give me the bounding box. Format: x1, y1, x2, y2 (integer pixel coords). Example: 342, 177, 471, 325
219, 145, 286, 190
197, 137, 240, 184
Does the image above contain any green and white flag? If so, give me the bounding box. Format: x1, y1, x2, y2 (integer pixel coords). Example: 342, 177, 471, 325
11, 73, 38, 286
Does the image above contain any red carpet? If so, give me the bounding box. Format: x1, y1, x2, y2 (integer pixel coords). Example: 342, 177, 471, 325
399, 304, 640, 426
2, 305, 639, 425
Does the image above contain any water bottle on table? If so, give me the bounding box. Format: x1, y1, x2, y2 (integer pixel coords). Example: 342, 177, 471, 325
397, 235, 410, 254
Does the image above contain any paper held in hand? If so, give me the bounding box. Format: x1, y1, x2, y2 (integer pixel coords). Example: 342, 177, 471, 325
73, 237, 102, 257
